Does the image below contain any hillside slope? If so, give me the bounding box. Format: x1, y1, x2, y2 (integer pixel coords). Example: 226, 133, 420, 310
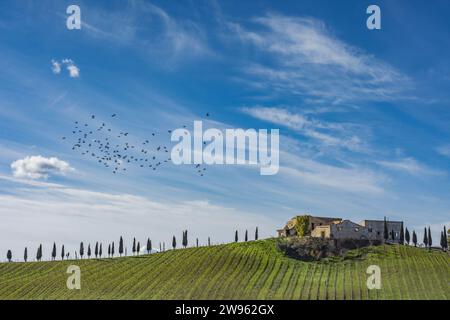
0, 239, 448, 299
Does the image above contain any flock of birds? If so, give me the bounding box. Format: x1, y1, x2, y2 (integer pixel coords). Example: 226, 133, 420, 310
62, 113, 210, 176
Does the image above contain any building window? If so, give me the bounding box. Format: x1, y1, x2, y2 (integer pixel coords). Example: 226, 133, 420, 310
321, 231, 325, 238
368, 228, 372, 232
311, 223, 315, 229
377, 231, 380, 235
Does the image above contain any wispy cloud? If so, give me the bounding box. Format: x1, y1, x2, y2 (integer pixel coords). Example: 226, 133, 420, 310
0, 174, 64, 188
377, 157, 444, 176
228, 14, 411, 104
241, 106, 365, 152
80, 0, 211, 62
436, 145, 450, 158
281, 153, 386, 195
11, 155, 74, 179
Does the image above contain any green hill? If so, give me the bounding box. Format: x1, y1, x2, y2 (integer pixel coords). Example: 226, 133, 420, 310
0, 239, 448, 299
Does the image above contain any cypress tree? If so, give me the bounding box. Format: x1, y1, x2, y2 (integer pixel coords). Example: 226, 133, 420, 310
405, 228, 410, 245
172, 236, 176, 250
87, 244, 91, 258
181, 231, 184, 248
163, 242, 165, 252
196, 238, 199, 247
61, 245, 65, 260
111, 242, 115, 257
423, 228, 428, 248
440, 231, 445, 250
95, 242, 99, 258
99, 243, 102, 258
383, 217, 388, 241
182, 231, 185, 248
183, 230, 188, 248
119, 237, 124, 257
159, 242, 162, 252
391, 229, 395, 241
108, 244, 111, 258
7, 250, 12, 262
137, 242, 140, 255
51, 242, 57, 261
147, 238, 152, 254
399, 222, 404, 244
428, 226, 432, 248
245, 230, 248, 242
80, 242, 84, 259
412, 231, 417, 247
132, 238, 136, 255
235, 230, 238, 242
444, 226, 448, 250
36, 246, 39, 261
24, 247, 28, 262
255, 227, 259, 240
208, 237, 211, 246
38, 244, 43, 261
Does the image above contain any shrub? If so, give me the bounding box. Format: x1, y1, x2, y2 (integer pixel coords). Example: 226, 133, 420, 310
295, 216, 310, 237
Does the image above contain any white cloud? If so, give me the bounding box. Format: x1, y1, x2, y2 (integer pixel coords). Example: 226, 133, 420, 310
281, 153, 386, 195
51, 59, 80, 78
10, 155, 74, 180
51, 59, 61, 74
377, 157, 443, 176
66, 64, 80, 78
241, 106, 365, 152
228, 15, 411, 103
436, 145, 450, 158
81, 1, 211, 62
0, 174, 64, 188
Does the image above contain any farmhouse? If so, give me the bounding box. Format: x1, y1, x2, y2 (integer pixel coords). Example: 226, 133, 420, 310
277, 214, 403, 242
277, 216, 342, 237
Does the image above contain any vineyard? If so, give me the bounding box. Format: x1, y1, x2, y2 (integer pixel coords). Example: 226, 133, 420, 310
0, 239, 448, 299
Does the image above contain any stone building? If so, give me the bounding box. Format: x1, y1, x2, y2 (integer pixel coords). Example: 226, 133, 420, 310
278, 215, 403, 242
359, 219, 403, 243
277, 215, 342, 237
311, 220, 376, 240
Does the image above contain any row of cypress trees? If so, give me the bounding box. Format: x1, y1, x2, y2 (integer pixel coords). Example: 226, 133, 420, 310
382, 217, 448, 250
5, 228, 249, 262
235, 227, 259, 243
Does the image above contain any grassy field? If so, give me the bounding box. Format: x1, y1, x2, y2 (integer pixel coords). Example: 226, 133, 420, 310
0, 239, 448, 299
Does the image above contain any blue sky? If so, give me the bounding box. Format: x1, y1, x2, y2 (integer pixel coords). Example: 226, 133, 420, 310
0, 0, 449, 258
